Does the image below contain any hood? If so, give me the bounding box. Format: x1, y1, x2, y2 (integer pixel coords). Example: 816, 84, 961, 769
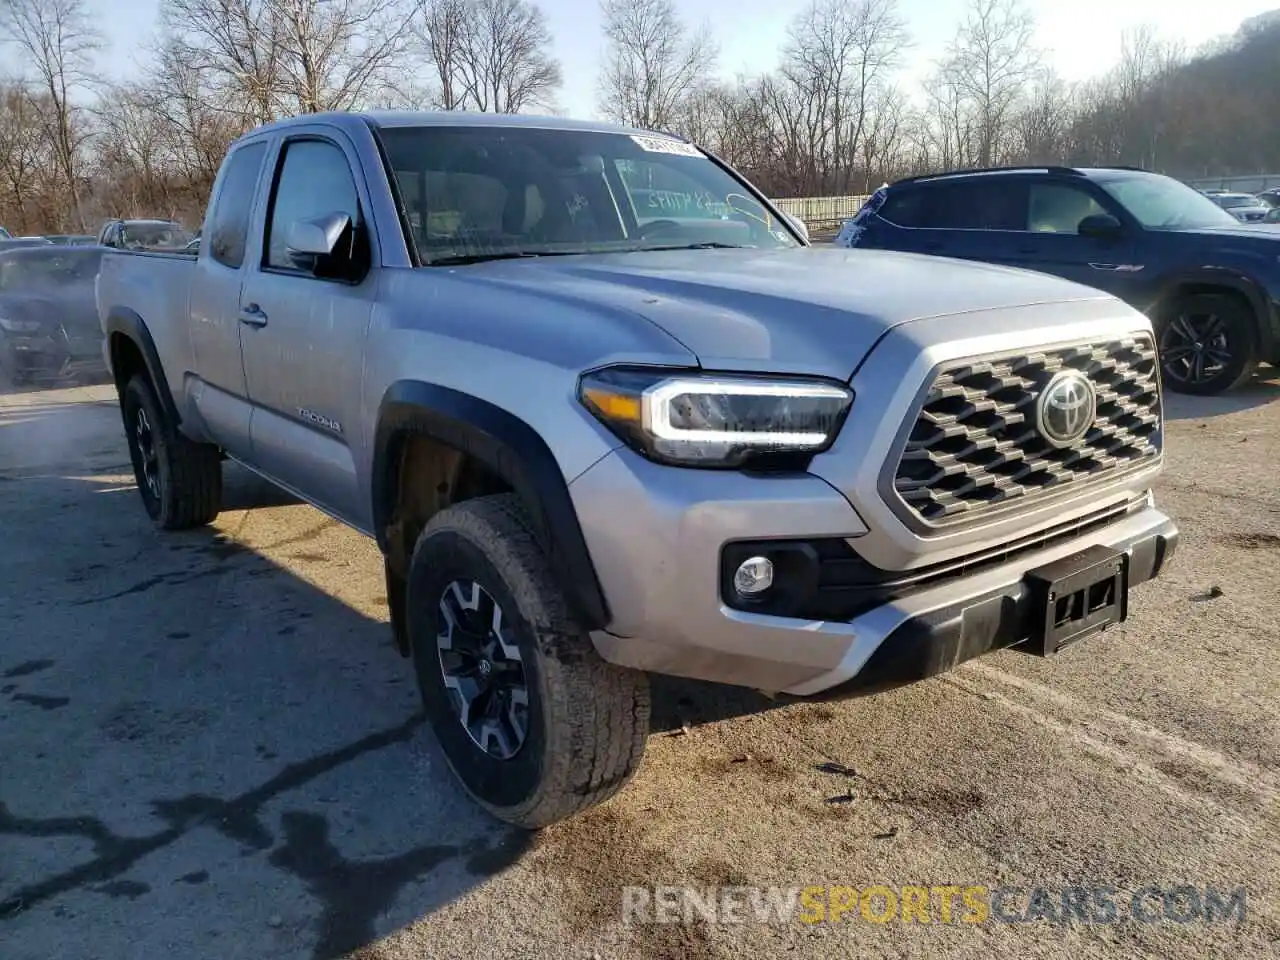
462, 247, 1113, 379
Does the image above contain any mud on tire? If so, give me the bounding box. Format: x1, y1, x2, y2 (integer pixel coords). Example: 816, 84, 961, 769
121, 374, 222, 529
406, 493, 650, 828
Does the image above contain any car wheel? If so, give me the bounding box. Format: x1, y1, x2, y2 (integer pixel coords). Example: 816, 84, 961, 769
1157, 293, 1258, 396
407, 494, 650, 829
121, 374, 222, 529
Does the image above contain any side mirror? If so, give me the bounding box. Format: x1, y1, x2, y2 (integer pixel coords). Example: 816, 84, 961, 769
286, 212, 351, 261
781, 211, 809, 243
1078, 213, 1123, 239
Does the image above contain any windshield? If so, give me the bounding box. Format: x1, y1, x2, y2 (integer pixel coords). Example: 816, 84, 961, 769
1098, 175, 1241, 230
0, 249, 103, 290
375, 125, 799, 264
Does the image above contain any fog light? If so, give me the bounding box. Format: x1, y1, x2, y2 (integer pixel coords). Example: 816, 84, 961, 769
733, 555, 774, 596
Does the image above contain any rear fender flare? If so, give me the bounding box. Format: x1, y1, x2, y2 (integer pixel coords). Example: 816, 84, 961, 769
103, 308, 181, 425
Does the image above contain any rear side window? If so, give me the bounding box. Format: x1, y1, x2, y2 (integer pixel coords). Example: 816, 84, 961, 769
878, 189, 927, 227
923, 180, 1027, 230
208, 142, 267, 268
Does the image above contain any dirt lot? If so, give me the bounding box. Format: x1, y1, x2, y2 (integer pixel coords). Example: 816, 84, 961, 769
0, 373, 1278, 960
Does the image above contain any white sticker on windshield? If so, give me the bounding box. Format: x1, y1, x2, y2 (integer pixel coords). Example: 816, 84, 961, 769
629, 135, 703, 157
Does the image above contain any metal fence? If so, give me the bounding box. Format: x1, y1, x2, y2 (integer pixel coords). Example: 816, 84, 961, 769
772, 194, 870, 237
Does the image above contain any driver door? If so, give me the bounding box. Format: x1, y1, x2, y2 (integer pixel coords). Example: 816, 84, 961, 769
237, 130, 376, 526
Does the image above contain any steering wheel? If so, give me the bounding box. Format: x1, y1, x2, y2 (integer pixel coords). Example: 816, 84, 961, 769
638, 219, 683, 239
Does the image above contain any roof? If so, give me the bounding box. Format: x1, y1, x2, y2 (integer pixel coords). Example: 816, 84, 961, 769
891, 165, 1165, 187
237, 110, 674, 143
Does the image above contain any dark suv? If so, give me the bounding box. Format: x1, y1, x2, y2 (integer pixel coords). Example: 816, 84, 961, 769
836, 166, 1280, 395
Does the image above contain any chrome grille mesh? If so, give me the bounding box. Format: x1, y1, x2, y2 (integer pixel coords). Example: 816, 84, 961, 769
891, 335, 1161, 525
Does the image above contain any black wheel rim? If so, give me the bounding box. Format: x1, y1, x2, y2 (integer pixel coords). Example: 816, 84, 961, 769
1160, 311, 1232, 387
436, 579, 529, 760
133, 407, 161, 503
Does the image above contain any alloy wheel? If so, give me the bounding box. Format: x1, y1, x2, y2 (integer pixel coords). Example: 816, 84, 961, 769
1159, 312, 1232, 387
134, 407, 161, 502
436, 579, 530, 760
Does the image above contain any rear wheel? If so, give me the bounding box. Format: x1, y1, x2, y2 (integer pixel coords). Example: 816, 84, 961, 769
1157, 293, 1258, 396
407, 494, 650, 828
121, 375, 222, 528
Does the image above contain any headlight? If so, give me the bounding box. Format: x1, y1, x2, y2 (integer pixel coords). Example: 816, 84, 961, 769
0, 316, 41, 333
579, 367, 852, 468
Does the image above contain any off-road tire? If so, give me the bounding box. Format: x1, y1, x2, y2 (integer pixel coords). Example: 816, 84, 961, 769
406, 493, 650, 829
121, 374, 222, 529
1157, 292, 1259, 396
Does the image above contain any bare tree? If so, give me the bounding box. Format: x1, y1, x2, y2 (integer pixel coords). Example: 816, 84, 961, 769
598, 0, 717, 130
158, 0, 281, 124
158, 0, 413, 123
418, 0, 469, 109
0, 85, 52, 231
417, 0, 560, 112
776, 0, 910, 193
937, 0, 1039, 166
0, 0, 102, 230
272, 0, 415, 113
457, 0, 560, 112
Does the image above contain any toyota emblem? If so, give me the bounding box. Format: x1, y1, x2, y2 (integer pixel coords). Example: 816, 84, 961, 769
1035, 370, 1096, 447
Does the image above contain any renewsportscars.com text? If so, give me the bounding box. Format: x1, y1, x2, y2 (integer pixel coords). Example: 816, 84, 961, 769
621, 884, 1248, 926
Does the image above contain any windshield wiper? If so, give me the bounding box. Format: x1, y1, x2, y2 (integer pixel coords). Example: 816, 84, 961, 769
634, 242, 746, 251
426, 249, 590, 266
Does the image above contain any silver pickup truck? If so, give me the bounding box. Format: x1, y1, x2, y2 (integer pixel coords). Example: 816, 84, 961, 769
97, 111, 1178, 828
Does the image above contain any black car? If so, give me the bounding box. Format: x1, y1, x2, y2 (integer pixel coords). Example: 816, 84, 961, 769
837, 166, 1280, 394
0, 245, 108, 386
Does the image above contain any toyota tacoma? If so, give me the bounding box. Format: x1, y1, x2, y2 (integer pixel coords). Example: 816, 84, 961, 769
97, 112, 1178, 827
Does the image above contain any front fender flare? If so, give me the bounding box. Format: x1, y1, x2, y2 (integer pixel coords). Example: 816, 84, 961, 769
372, 381, 610, 632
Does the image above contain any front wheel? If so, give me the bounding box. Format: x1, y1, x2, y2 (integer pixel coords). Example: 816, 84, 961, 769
1157, 293, 1258, 396
407, 494, 650, 828
121, 374, 222, 528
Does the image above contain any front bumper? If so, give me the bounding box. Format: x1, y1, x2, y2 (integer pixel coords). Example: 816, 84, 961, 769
571, 446, 1177, 696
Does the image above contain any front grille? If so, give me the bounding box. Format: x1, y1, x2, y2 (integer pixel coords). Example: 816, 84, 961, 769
891, 335, 1161, 526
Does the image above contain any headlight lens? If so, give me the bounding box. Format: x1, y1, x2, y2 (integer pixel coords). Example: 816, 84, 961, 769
579, 367, 852, 468
0, 316, 41, 333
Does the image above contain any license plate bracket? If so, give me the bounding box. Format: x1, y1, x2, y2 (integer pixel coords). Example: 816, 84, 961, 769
1023, 544, 1128, 656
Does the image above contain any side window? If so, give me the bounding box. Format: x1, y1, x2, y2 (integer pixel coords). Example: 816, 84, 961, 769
878, 189, 928, 227
207, 142, 267, 268
265, 139, 361, 270
926, 181, 1027, 230
1027, 183, 1109, 234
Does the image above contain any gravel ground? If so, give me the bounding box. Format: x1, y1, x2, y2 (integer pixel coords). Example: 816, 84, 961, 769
0, 371, 1277, 960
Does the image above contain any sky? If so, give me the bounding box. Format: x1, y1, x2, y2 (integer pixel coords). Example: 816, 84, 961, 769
96, 0, 1278, 119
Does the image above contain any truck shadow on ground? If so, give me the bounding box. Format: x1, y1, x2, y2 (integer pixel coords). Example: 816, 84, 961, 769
0, 463, 786, 959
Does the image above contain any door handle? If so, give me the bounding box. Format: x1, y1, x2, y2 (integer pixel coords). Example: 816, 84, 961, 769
238, 303, 268, 327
